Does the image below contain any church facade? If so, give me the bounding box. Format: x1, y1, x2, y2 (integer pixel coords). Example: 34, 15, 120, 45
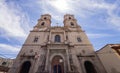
8, 14, 107, 73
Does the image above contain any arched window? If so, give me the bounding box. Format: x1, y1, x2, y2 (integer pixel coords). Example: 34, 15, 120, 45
69, 17, 71, 19
70, 22, 74, 26
44, 17, 47, 20
55, 35, 61, 42
41, 22, 45, 26
33, 37, 38, 42
19, 61, 31, 73
77, 37, 82, 42
84, 61, 97, 73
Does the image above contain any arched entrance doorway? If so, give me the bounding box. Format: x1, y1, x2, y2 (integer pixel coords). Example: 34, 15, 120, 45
51, 55, 64, 73
84, 61, 97, 73
19, 61, 31, 73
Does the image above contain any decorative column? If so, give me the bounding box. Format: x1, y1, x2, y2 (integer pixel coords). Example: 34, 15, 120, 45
66, 49, 71, 71
45, 49, 49, 71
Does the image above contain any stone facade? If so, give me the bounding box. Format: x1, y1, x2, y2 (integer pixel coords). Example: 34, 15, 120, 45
96, 44, 120, 73
8, 14, 107, 73
0, 57, 14, 73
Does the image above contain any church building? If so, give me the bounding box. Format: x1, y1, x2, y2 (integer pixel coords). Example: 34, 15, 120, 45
8, 14, 107, 73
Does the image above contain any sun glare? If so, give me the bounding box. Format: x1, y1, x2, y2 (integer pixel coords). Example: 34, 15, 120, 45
49, 0, 69, 11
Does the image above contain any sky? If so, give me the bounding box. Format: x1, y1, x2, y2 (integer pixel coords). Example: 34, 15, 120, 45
0, 0, 120, 58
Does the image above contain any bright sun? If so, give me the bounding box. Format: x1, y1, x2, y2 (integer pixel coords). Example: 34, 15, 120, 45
49, 0, 69, 11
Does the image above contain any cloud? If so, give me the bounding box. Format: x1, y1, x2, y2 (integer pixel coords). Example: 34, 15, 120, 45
107, 15, 120, 30
48, 0, 70, 12
87, 33, 114, 38
37, 0, 110, 16
0, 0, 30, 38
0, 43, 20, 58
0, 43, 20, 52
106, 0, 120, 30
36, 0, 120, 30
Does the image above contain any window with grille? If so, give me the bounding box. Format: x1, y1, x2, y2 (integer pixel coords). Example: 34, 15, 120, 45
55, 35, 61, 42
33, 37, 39, 42
77, 37, 82, 42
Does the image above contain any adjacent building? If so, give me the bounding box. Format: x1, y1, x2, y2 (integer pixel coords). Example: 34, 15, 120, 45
0, 57, 14, 73
96, 44, 120, 73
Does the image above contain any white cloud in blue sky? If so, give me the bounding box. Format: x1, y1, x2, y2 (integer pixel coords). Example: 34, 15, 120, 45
0, 0, 120, 58
0, 43, 20, 58
0, 0, 30, 38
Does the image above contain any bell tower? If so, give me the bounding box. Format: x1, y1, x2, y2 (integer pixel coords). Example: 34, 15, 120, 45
63, 14, 82, 32
34, 14, 51, 31
63, 14, 78, 27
